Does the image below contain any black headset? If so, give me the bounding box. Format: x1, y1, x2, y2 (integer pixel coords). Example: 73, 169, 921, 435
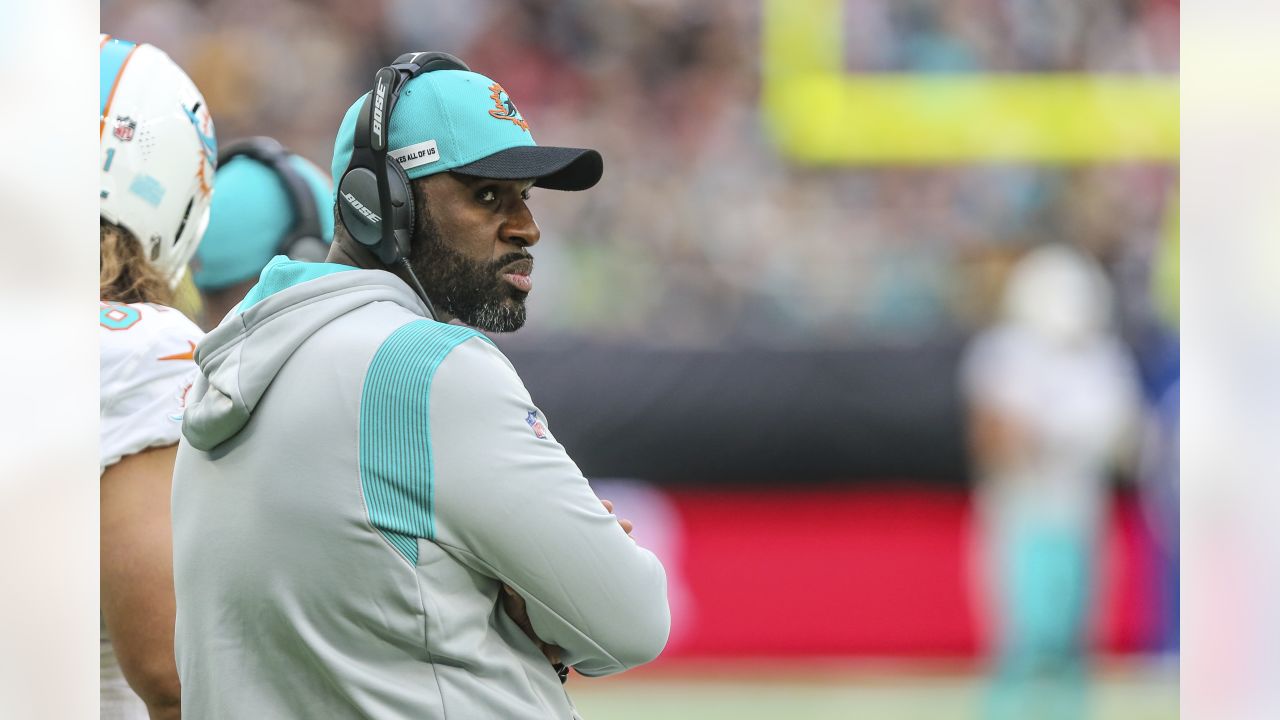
336, 51, 470, 267
217, 137, 330, 263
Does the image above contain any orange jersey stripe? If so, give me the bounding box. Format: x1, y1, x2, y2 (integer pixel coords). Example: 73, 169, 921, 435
157, 340, 198, 362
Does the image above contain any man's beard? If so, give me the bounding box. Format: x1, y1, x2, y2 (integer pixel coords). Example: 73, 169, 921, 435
407, 214, 530, 333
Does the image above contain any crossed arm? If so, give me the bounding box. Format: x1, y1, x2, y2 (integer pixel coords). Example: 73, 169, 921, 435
427, 338, 671, 675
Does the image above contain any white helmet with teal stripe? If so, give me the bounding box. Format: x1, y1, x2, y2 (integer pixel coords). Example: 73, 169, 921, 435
100, 34, 216, 288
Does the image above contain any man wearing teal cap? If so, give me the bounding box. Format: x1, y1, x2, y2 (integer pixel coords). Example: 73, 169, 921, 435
192, 136, 335, 330
171, 52, 669, 719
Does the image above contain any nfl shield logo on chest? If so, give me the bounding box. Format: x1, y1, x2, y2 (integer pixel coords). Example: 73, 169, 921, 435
525, 410, 548, 440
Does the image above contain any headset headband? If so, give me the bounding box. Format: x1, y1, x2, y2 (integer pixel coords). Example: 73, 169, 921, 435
343, 52, 469, 263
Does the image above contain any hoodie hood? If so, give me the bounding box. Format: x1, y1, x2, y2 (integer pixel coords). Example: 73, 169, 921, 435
182, 256, 431, 451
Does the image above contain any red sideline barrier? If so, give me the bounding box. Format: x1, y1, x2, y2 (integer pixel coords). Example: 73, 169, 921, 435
653, 486, 1155, 659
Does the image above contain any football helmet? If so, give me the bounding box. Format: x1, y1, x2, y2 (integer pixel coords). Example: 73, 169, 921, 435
1001, 244, 1113, 344
100, 34, 216, 287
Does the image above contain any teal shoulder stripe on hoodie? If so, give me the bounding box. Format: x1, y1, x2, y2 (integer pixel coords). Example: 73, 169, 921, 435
359, 320, 493, 565
238, 256, 356, 312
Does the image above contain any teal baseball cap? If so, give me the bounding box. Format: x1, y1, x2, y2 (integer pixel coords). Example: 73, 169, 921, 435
193, 150, 334, 291
330, 68, 603, 194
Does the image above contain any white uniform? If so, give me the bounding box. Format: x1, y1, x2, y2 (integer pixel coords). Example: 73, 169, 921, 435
961, 325, 1138, 533
99, 300, 203, 719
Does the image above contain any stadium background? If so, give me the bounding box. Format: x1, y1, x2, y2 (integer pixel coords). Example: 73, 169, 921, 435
101, 0, 1180, 717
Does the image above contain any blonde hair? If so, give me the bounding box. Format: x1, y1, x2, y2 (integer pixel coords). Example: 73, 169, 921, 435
100, 220, 173, 305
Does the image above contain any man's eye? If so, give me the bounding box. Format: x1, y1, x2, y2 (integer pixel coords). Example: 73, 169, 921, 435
477, 188, 497, 203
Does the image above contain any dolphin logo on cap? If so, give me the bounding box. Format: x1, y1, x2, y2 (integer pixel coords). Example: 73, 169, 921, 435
487, 82, 529, 132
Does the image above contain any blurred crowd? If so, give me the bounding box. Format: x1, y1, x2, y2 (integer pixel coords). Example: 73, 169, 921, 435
102, 0, 1180, 348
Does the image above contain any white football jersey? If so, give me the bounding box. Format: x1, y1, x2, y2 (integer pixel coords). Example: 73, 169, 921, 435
100, 300, 202, 719
100, 301, 203, 473
961, 325, 1139, 530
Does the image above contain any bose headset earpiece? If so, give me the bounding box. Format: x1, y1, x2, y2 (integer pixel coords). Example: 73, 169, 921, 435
337, 51, 470, 267
217, 137, 330, 263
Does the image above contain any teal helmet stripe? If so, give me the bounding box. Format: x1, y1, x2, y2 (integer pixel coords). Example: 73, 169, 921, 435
100, 38, 138, 117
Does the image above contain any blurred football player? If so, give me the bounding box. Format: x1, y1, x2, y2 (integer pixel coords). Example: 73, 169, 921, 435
100, 34, 216, 720
192, 137, 333, 331
961, 244, 1140, 720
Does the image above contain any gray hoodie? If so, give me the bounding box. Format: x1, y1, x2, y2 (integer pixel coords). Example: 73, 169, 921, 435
173, 257, 670, 719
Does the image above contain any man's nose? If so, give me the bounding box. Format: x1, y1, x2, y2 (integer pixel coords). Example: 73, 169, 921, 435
501, 200, 541, 249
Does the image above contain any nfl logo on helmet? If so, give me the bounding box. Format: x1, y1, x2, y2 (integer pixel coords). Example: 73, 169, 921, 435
113, 116, 136, 142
